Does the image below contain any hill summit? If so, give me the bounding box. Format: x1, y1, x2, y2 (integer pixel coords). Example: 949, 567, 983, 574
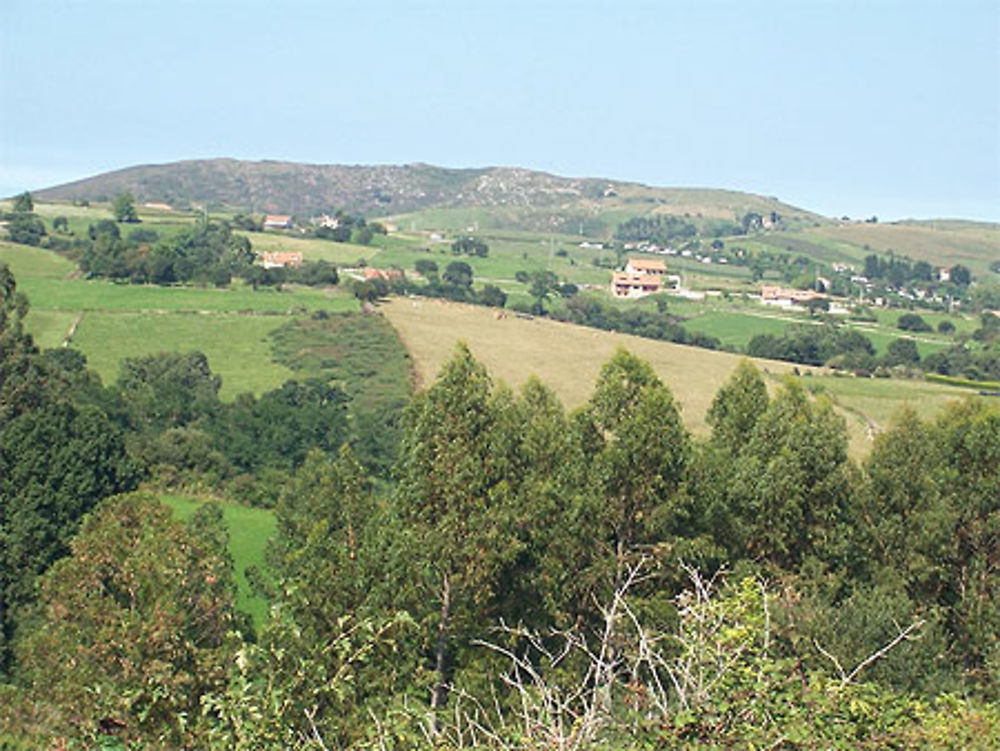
32, 158, 817, 222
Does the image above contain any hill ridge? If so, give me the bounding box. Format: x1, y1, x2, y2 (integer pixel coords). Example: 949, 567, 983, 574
31, 158, 820, 225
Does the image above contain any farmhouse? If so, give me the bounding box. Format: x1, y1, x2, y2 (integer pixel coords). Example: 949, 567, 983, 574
364, 267, 404, 282
612, 272, 662, 298
264, 214, 294, 230
759, 285, 824, 308
625, 257, 667, 276
313, 214, 340, 229
142, 202, 173, 211
260, 251, 303, 268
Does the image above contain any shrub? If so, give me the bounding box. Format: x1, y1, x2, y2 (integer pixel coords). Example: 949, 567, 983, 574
898, 313, 932, 332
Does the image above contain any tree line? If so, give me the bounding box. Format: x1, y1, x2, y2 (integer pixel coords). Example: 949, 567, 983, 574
2, 261, 998, 747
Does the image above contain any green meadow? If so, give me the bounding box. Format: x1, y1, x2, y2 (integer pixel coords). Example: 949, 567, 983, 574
160, 494, 276, 627
71, 311, 297, 398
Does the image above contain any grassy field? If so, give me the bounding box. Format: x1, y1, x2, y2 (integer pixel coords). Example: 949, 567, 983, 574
160, 494, 275, 627
14, 275, 355, 314
71, 312, 297, 397
799, 374, 973, 431
2, 241, 360, 398
0, 240, 76, 278
269, 313, 414, 413
682, 309, 791, 349
802, 222, 1000, 277
382, 297, 802, 432
237, 230, 375, 265
381, 298, 977, 457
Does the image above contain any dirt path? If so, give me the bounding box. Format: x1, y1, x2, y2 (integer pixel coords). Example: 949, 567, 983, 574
62, 313, 83, 347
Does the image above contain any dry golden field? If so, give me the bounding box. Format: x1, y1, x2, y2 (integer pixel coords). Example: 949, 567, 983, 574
381, 298, 976, 457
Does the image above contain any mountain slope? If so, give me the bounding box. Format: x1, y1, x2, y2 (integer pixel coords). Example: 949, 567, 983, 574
32, 158, 819, 223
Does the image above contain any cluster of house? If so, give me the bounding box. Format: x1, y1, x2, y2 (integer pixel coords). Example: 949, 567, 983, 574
611, 258, 681, 298
831, 263, 958, 306
622, 241, 731, 265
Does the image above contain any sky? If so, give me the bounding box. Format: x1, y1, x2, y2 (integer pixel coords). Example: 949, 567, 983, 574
2, 0, 999, 221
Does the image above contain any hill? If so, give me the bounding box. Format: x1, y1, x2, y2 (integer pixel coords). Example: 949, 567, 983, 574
31, 158, 819, 226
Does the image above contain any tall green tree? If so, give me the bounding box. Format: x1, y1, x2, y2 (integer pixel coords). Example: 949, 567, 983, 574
111, 191, 139, 223
114, 350, 222, 433
390, 343, 520, 712
933, 400, 1000, 694
725, 379, 854, 571
266, 445, 373, 622
12, 191, 33, 213
706, 359, 770, 455
577, 349, 691, 592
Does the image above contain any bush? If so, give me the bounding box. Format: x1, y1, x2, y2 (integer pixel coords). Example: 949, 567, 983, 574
6, 214, 46, 246
898, 313, 932, 332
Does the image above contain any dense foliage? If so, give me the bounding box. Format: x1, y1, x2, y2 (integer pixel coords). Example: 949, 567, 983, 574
0, 266, 136, 671
2, 268, 999, 748
81, 217, 254, 284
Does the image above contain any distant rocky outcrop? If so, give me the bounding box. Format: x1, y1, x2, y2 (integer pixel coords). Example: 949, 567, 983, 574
33, 158, 817, 223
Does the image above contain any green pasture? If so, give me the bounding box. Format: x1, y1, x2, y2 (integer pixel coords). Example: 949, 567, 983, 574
802, 222, 1000, 277
855, 328, 948, 358
238, 230, 374, 265
160, 494, 276, 627
798, 374, 978, 431
70, 311, 297, 398
23, 309, 78, 349
0, 240, 76, 278
14, 276, 356, 314
683, 309, 790, 349
864, 306, 979, 334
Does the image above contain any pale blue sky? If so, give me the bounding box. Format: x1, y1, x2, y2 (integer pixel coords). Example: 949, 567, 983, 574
2, 0, 998, 220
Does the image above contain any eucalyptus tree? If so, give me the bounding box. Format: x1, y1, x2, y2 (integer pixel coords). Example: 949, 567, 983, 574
390, 343, 522, 711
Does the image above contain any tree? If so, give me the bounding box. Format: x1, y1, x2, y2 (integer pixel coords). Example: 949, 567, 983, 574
578, 349, 691, 593
213, 379, 349, 474
390, 344, 520, 712
352, 277, 387, 303
949, 264, 972, 287
51, 215, 68, 233
478, 283, 507, 308
442, 260, 473, 289
528, 270, 559, 314
6, 214, 46, 246
723, 379, 853, 570
114, 350, 222, 433
706, 359, 770, 455
12, 191, 33, 213
970, 280, 1000, 313
111, 191, 139, 223
885, 337, 921, 366
0, 268, 136, 670
932, 400, 1000, 692
451, 236, 489, 257
414, 258, 439, 279
14, 494, 239, 746
898, 313, 932, 332
741, 212, 764, 232
857, 409, 950, 596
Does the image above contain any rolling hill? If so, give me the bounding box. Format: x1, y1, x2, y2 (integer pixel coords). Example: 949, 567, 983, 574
31, 158, 820, 227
